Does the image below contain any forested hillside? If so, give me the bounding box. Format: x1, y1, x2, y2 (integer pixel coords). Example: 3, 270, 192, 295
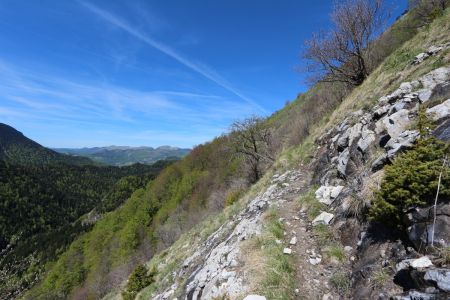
0, 123, 93, 166
0, 124, 173, 299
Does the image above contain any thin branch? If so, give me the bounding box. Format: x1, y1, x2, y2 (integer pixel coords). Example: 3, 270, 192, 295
431, 155, 448, 247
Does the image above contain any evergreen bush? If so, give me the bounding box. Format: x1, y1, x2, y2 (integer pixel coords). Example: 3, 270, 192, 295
369, 138, 450, 226
122, 264, 156, 300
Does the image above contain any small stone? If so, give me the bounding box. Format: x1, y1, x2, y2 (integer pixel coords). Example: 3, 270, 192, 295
289, 237, 297, 245
337, 148, 350, 177
309, 257, 322, 265
396, 256, 433, 271
344, 246, 353, 253
275, 239, 282, 244
243, 295, 267, 300
229, 259, 239, 267
426, 99, 450, 122
427, 45, 444, 54
424, 269, 450, 292
221, 270, 236, 280
312, 212, 335, 226
371, 154, 389, 172
418, 89, 432, 102
322, 293, 333, 300
283, 248, 292, 255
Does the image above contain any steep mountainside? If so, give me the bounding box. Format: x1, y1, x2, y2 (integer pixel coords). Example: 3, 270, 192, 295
18, 3, 450, 300
54, 146, 190, 166
106, 7, 450, 300
0, 123, 93, 165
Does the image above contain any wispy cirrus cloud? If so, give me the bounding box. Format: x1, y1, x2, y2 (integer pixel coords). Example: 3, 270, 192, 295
78, 1, 268, 114
0, 59, 255, 147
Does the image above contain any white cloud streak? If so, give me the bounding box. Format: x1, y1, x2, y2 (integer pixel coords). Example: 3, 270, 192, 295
79, 1, 268, 114
0, 59, 256, 147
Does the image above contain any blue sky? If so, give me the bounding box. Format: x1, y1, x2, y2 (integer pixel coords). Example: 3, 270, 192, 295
0, 0, 407, 148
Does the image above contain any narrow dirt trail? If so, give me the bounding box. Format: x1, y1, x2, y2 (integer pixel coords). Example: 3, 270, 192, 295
275, 169, 336, 300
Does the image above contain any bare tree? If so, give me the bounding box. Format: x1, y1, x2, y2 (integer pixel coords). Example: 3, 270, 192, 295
303, 0, 386, 86
230, 116, 275, 183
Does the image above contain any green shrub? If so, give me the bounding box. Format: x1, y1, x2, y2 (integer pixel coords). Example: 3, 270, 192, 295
330, 271, 351, 294
122, 264, 156, 300
384, 48, 418, 71
371, 268, 390, 288
224, 189, 243, 207
370, 138, 450, 226
324, 244, 346, 263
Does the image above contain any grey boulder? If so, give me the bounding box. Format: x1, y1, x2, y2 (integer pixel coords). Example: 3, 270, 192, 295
426, 99, 450, 122
424, 269, 450, 292
406, 204, 450, 249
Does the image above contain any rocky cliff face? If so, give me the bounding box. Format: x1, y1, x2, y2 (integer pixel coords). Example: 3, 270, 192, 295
142, 43, 450, 300
311, 61, 450, 299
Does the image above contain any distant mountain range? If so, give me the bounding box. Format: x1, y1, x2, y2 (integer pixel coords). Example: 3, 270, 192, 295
53, 145, 190, 166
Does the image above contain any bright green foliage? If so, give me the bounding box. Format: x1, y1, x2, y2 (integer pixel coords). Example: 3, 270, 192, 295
0, 158, 171, 299
0, 162, 166, 245
122, 265, 156, 300
28, 189, 154, 299
370, 138, 450, 226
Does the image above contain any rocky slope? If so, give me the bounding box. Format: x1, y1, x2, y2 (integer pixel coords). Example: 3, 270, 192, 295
124, 41, 450, 300
312, 62, 450, 299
